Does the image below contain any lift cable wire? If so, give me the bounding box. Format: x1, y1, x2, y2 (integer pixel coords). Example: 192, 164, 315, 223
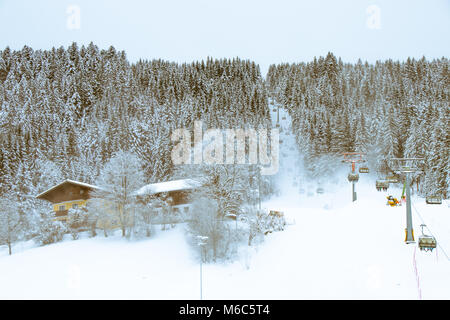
411, 201, 450, 261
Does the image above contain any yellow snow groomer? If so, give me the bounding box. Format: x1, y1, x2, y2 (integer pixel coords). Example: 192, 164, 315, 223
386, 195, 400, 207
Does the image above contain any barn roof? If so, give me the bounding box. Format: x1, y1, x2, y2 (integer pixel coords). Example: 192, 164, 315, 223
36, 179, 99, 200
134, 178, 203, 196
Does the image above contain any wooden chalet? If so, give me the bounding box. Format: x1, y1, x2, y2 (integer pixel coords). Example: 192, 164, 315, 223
134, 178, 203, 214
36, 179, 99, 221
36, 178, 202, 222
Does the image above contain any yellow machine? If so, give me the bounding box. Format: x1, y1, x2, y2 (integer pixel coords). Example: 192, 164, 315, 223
386, 195, 401, 207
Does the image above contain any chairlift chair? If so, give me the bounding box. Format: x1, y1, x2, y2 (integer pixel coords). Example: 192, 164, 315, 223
418, 224, 437, 252
386, 175, 400, 184
347, 173, 359, 182
376, 180, 389, 191
426, 196, 442, 205
359, 166, 369, 173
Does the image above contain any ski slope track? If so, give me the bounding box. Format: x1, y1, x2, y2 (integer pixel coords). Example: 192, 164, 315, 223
0, 104, 448, 299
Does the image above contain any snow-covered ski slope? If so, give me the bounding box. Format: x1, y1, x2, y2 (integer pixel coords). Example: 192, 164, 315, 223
0, 104, 448, 299
264, 103, 450, 299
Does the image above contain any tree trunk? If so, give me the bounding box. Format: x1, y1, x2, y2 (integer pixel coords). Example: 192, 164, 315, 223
91, 223, 97, 237
8, 241, 12, 255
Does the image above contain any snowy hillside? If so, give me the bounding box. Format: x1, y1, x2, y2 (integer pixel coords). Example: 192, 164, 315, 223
1, 104, 448, 300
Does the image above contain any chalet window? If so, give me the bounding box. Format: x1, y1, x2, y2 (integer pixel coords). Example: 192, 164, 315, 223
59, 205, 65, 211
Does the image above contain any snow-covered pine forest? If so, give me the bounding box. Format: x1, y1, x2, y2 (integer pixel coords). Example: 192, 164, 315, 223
0, 44, 449, 299
0, 43, 275, 256
266, 53, 449, 197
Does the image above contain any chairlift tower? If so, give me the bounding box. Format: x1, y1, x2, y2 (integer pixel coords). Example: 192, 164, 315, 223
389, 158, 424, 244
342, 152, 366, 202
276, 105, 280, 126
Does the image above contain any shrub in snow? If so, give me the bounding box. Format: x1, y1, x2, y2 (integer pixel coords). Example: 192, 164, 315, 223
157, 199, 176, 231
85, 198, 115, 238
130, 203, 156, 238
266, 212, 287, 232
187, 197, 236, 262
35, 212, 67, 245
243, 208, 267, 246
244, 208, 287, 246
67, 208, 89, 240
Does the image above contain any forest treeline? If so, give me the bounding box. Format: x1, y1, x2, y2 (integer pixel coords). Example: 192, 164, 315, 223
267, 52, 449, 197
0, 43, 270, 200
0, 45, 448, 201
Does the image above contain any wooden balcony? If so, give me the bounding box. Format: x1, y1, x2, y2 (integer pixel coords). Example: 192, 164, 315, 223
55, 210, 68, 217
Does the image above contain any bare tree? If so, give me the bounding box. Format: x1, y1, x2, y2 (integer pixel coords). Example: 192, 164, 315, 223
0, 197, 22, 255
173, 164, 251, 218
92, 150, 146, 237
187, 197, 230, 262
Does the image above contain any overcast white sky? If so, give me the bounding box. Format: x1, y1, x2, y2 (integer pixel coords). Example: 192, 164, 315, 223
0, 0, 448, 75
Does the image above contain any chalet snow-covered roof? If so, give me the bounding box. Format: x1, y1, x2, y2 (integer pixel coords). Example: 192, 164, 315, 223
134, 178, 203, 196
36, 179, 99, 200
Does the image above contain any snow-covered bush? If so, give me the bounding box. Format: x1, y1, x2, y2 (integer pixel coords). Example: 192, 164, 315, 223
85, 198, 114, 238
244, 207, 287, 246
187, 197, 236, 262
130, 203, 156, 238
244, 209, 266, 246
35, 212, 67, 245
265, 211, 287, 233
67, 208, 89, 240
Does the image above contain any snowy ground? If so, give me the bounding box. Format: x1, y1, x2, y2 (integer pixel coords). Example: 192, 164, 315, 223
0, 104, 449, 299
